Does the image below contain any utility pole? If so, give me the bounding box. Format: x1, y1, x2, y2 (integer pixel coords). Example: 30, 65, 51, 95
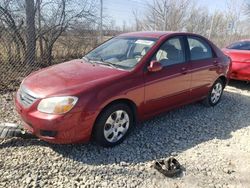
100, 0, 103, 42
25, 0, 36, 65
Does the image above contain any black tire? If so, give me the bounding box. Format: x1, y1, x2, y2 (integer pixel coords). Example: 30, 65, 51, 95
0, 124, 21, 138
93, 103, 134, 147
203, 78, 224, 107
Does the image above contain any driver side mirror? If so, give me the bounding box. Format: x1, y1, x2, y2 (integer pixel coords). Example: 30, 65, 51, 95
147, 60, 163, 72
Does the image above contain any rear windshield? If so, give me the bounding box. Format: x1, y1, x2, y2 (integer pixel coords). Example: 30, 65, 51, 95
227, 41, 250, 50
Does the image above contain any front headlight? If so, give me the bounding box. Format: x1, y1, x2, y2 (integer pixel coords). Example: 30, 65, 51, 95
37, 96, 78, 114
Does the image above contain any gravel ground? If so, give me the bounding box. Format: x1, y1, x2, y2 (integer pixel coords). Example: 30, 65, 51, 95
0, 80, 249, 188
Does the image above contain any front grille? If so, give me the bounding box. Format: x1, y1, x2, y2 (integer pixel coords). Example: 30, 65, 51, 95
18, 87, 37, 107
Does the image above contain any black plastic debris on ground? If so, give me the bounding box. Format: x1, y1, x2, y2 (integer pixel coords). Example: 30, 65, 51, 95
154, 157, 183, 178
0, 123, 36, 139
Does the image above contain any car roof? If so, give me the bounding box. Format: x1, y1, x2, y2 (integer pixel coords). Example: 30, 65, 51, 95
118, 31, 206, 38
118, 31, 176, 38
239, 39, 250, 42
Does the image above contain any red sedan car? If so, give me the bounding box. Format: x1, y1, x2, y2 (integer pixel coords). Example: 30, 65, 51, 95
15, 32, 231, 147
222, 40, 250, 81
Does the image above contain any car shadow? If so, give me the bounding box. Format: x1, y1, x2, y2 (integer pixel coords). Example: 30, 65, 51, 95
52, 88, 250, 165
228, 80, 250, 90
0, 87, 249, 166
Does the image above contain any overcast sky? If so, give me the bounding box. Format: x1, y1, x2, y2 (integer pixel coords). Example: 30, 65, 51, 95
103, 0, 246, 26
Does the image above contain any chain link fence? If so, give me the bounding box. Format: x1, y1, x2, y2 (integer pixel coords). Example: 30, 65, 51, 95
0, 28, 31, 93
0, 31, 102, 94
0, 28, 247, 94
0, 0, 103, 94
0, 0, 249, 94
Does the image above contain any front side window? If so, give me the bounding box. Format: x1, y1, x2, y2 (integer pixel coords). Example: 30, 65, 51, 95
227, 41, 250, 50
153, 37, 185, 67
188, 37, 213, 61
84, 37, 157, 70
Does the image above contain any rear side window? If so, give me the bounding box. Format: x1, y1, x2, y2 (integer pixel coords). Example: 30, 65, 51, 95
227, 41, 250, 50
188, 37, 213, 61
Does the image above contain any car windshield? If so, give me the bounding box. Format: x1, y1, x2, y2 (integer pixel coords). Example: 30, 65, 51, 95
227, 41, 250, 50
84, 37, 157, 70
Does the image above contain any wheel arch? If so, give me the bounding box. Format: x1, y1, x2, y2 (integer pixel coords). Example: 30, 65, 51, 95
218, 75, 227, 88
91, 98, 138, 136
101, 98, 137, 119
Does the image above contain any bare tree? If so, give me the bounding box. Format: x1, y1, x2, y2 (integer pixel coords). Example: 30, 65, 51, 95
131, 0, 249, 48
0, 1, 26, 63
245, 1, 250, 18
144, 0, 191, 31
37, 0, 98, 65
37, 0, 43, 59
132, 9, 142, 31
186, 7, 211, 36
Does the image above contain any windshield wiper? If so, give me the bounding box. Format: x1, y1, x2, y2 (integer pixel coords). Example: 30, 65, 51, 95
82, 56, 90, 62
83, 56, 120, 69
98, 61, 118, 69
82, 57, 104, 67
85, 56, 104, 61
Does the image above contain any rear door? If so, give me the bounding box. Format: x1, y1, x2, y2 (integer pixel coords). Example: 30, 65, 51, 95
143, 36, 192, 116
187, 36, 219, 99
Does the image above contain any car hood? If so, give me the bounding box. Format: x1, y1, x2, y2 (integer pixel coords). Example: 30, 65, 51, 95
222, 48, 250, 62
22, 59, 128, 97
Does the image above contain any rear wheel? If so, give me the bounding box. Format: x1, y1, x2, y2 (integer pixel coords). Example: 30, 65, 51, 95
203, 78, 224, 107
93, 103, 134, 147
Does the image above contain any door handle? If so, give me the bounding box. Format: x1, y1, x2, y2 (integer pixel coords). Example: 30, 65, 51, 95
213, 60, 219, 66
181, 67, 188, 74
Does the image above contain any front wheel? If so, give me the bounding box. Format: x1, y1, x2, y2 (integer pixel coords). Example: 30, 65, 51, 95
93, 103, 134, 147
203, 78, 224, 107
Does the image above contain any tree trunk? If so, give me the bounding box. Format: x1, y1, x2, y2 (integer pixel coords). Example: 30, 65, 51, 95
37, 0, 44, 62
44, 40, 53, 66
46, 46, 53, 66
25, 0, 36, 65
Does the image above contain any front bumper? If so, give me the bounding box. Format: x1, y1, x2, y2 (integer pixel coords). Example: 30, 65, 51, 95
230, 72, 250, 81
15, 95, 98, 144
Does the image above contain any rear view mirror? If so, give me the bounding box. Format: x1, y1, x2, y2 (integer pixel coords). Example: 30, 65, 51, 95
147, 60, 163, 72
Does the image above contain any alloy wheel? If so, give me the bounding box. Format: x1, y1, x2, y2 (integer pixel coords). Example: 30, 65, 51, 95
103, 110, 130, 143
211, 82, 223, 104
